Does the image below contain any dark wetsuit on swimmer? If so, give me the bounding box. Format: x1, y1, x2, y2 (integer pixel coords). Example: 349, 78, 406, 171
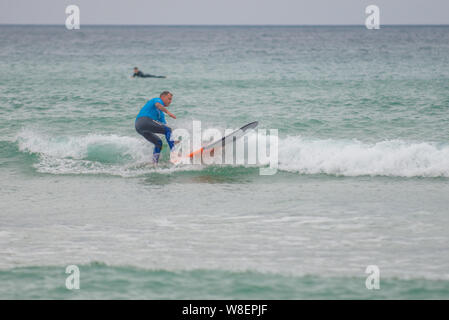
135, 97, 174, 163
133, 70, 166, 78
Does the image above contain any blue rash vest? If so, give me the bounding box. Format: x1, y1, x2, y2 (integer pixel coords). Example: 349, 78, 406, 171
136, 97, 166, 124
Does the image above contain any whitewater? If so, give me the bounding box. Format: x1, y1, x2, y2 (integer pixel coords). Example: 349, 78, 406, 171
14, 128, 449, 178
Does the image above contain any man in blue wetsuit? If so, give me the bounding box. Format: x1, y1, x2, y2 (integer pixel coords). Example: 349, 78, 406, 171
135, 91, 177, 163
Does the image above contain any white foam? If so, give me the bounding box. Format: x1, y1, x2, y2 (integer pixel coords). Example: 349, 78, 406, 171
15, 129, 449, 178
15, 128, 198, 177
278, 136, 449, 177
16, 128, 147, 160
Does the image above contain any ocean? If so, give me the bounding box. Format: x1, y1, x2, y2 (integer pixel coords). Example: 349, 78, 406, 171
0, 25, 448, 299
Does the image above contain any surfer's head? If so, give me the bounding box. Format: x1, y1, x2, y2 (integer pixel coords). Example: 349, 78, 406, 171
160, 91, 173, 106
133, 67, 139, 73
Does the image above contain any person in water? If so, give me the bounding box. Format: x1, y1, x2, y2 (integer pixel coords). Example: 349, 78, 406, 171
132, 67, 166, 78
135, 91, 176, 164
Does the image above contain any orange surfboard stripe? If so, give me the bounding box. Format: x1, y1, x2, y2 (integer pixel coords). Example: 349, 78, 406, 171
188, 147, 204, 158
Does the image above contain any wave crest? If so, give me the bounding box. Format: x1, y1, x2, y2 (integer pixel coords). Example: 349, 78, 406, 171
15, 129, 449, 178
279, 136, 449, 177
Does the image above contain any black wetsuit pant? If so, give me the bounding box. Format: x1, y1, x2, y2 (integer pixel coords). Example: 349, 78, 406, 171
135, 116, 173, 154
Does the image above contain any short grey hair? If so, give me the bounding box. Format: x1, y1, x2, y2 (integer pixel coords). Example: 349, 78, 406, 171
160, 91, 172, 97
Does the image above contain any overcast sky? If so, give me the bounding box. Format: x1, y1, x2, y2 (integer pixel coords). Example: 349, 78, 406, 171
1, 0, 448, 25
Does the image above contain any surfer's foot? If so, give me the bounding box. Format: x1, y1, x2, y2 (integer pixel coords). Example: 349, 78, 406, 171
152, 153, 161, 164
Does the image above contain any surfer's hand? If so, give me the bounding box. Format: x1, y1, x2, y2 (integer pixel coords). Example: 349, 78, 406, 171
169, 113, 176, 119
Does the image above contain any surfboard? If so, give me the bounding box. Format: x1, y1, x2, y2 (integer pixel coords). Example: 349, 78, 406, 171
171, 121, 258, 164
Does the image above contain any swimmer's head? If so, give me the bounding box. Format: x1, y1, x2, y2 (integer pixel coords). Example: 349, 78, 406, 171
134, 67, 139, 72
160, 91, 173, 106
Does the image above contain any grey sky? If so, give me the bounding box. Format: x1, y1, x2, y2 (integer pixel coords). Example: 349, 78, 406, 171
1, 0, 448, 25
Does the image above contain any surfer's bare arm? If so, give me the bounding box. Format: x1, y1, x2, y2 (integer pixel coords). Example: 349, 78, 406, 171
155, 102, 176, 119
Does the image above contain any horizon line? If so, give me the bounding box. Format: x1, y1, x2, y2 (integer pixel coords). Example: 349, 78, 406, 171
1, 23, 449, 27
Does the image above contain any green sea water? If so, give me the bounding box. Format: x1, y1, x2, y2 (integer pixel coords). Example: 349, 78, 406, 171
1, 25, 449, 299
2, 263, 449, 300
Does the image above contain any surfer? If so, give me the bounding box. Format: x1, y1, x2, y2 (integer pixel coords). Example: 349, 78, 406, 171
135, 91, 177, 164
132, 67, 166, 78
